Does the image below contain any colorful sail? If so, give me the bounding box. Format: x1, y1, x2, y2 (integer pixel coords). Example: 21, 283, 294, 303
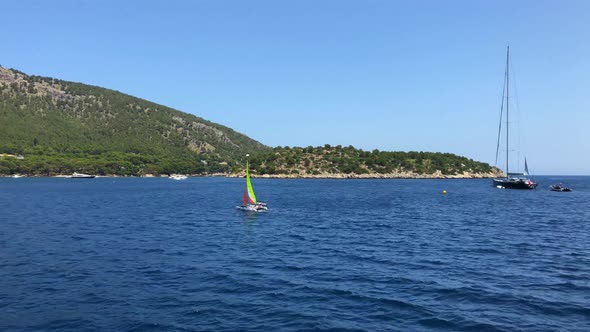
246, 160, 257, 204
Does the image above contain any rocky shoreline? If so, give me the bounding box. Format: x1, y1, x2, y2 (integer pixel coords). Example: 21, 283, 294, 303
3, 171, 499, 179
227, 170, 500, 179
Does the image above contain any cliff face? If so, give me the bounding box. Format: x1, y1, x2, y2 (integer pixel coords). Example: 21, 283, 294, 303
0, 66, 269, 175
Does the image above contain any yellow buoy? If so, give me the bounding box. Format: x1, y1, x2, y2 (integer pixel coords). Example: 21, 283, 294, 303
442, 190, 447, 195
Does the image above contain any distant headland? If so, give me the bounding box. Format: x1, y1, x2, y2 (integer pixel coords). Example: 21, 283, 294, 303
0, 66, 498, 178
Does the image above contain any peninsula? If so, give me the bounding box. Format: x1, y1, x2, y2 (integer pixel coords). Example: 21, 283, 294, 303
0, 67, 497, 178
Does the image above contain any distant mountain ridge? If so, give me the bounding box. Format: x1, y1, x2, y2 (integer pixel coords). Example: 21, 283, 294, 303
0, 66, 269, 175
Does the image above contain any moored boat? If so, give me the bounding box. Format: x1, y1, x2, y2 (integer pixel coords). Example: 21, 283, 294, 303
492, 46, 537, 190
494, 176, 537, 189
549, 184, 572, 192
71, 172, 95, 178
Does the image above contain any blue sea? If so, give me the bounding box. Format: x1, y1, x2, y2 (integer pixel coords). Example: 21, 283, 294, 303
1, 176, 589, 331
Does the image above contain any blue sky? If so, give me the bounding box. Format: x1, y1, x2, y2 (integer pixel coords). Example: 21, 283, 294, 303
2, 1, 589, 174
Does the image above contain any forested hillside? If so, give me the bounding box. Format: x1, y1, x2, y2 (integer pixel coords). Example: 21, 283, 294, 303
236, 145, 497, 178
0, 66, 268, 175
1, 66, 497, 178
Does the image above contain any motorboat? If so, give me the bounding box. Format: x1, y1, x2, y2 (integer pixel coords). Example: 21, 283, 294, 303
549, 184, 572, 192
71, 172, 95, 178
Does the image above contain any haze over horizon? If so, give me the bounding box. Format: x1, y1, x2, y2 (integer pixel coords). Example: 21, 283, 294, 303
2, 1, 589, 175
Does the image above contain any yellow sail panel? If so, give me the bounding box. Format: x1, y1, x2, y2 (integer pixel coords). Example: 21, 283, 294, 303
246, 160, 257, 204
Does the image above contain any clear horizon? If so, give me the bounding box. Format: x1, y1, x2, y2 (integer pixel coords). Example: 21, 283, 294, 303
2, 1, 589, 175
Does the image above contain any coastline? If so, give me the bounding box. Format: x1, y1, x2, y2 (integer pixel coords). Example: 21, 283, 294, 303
227, 170, 499, 179
2, 172, 498, 179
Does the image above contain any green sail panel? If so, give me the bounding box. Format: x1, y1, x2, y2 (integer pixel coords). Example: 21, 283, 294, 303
246, 160, 257, 204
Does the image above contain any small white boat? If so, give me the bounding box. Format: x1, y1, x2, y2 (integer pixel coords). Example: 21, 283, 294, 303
71, 172, 95, 178
170, 174, 188, 180
11, 174, 24, 178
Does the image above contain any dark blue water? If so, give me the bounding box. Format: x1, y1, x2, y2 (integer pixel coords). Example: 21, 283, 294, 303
1, 176, 589, 331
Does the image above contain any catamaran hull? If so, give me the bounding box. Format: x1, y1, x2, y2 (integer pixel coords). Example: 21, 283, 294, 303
236, 205, 268, 212
493, 178, 538, 189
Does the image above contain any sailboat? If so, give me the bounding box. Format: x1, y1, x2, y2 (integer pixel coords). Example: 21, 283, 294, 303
493, 46, 538, 189
237, 154, 268, 211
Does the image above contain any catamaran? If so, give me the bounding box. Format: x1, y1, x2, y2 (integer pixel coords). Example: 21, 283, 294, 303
237, 155, 268, 212
492, 46, 538, 190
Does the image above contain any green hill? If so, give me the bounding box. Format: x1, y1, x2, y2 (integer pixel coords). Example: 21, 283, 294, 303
1, 66, 496, 178
236, 145, 497, 178
0, 66, 269, 175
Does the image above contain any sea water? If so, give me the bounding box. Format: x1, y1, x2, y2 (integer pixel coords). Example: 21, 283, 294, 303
1, 176, 589, 331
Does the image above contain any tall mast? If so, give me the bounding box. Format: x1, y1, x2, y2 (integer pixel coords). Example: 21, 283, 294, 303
505, 45, 510, 177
